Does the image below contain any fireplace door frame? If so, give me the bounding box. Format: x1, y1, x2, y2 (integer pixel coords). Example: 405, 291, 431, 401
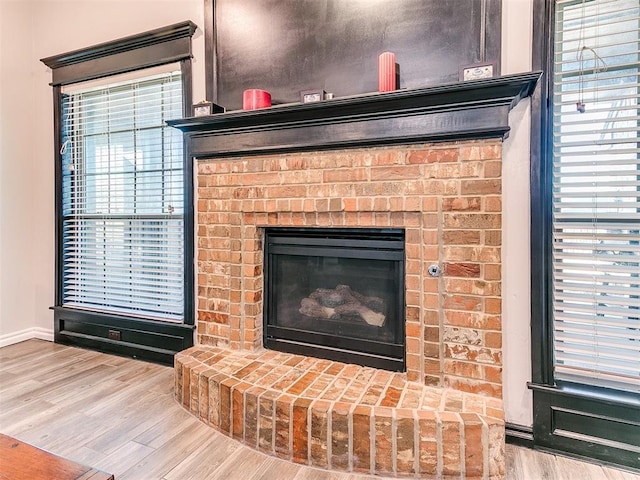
263, 228, 406, 371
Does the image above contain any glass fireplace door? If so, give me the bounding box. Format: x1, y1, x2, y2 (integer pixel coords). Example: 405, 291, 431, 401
264, 228, 405, 371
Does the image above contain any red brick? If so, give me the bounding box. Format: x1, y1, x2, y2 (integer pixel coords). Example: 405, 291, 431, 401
443, 230, 481, 245
258, 390, 277, 454
275, 394, 293, 458
445, 213, 501, 229
189, 366, 203, 415
408, 148, 458, 164
310, 400, 330, 468
374, 407, 394, 474
424, 325, 439, 343
485, 195, 502, 212
174, 357, 184, 403
485, 331, 502, 348
232, 382, 250, 440
460, 143, 501, 161
485, 297, 502, 314
379, 385, 402, 407
329, 197, 343, 211
417, 410, 438, 475
485, 264, 501, 280
331, 403, 350, 470
424, 342, 439, 358
444, 262, 481, 278
446, 377, 503, 398
181, 362, 192, 409
479, 247, 501, 263
207, 373, 225, 428
484, 365, 503, 384
396, 409, 416, 474
219, 377, 240, 436
244, 386, 264, 447
485, 230, 502, 245
440, 412, 463, 476
444, 344, 501, 365
489, 421, 506, 477
199, 369, 216, 423
323, 168, 368, 183
370, 165, 422, 181
443, 327, 482, 346
374, 150, 404, 165
445, 359, 483, 380
292, 397, 312, 464
484, 160, 502, 178
352, 405, 371, 472
442, 197, 481, 211
444, 294, 482, 311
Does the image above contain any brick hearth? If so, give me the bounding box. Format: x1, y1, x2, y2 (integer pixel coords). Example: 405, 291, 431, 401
176, 346, 504, 478
177, 139, 506, 477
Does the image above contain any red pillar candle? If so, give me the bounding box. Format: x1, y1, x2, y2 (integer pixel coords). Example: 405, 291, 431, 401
243, 89, 271, 110
378, 52, 397, 92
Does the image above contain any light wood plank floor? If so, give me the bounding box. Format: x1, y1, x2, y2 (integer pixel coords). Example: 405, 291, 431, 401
1, 340, 638, 480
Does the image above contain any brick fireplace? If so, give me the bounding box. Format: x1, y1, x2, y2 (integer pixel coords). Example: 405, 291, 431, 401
170, 73, 539, 479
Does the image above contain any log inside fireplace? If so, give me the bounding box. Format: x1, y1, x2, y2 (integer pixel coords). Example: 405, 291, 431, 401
263, 228, 405, 371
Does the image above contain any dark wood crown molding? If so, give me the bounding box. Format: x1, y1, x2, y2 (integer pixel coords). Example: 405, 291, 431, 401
168, 72, 541, 159
41, 21, 197, 69
41, 21, 197, 86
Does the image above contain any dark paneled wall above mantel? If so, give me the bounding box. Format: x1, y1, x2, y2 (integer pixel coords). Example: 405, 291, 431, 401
169, 72, 540, 159
205, 0, 502, 110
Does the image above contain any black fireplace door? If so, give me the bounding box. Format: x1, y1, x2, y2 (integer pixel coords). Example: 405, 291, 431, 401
264, 228, 405, 371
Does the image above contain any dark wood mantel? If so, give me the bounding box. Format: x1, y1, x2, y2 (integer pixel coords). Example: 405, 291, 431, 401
168, 72, 540, 159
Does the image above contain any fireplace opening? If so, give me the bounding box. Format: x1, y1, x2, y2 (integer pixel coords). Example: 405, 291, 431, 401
264, 228, 405, 371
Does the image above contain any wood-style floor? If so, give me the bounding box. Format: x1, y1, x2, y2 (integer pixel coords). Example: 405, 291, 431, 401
0, 340, 638, 480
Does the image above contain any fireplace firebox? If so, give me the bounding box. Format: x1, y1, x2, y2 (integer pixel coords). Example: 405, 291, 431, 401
264, 228, 405, 371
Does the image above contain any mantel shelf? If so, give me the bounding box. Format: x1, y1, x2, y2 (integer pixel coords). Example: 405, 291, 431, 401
168, 72, 540, 159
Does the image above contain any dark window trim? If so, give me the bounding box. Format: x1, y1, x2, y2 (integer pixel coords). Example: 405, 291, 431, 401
528, 1, 640, 471
531, 0, 554, 387
41, 21, 197, 86
42, 21, 197, 364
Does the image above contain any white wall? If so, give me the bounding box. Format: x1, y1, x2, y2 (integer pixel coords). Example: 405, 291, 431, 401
0, 0, 535, 428
0, 0, 205, 346
501, 0, 535, 427
0, 0, 42, 345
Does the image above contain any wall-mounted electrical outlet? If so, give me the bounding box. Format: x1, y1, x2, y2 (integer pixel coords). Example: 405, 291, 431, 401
108, 330, 121, 341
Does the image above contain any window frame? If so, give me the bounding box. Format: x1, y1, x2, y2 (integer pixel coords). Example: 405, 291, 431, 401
529, 0, 640, 470
42, 21, 197, 364
60, 71, 186, 321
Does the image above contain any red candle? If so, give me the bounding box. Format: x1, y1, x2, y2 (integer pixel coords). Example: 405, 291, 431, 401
243, 89, 272, 110
378, 52, 397, 92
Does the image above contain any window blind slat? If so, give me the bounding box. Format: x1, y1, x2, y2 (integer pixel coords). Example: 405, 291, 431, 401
552, 0, 640, 392
61, 71, 185, 321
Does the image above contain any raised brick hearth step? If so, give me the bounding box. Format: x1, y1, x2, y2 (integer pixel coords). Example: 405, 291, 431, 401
175, 346, 505, 479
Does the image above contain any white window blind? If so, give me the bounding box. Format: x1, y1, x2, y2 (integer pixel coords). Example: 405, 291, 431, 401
61, 71, 185, 322
552, 0, 639, 391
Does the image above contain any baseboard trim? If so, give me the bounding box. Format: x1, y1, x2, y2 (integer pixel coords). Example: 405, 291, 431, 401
506, 422, 534, 447
0, 327, 54, 348
533, 444, 640, 475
